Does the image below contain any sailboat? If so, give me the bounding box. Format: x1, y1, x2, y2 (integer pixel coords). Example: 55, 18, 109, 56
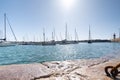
59, 24, 79, 45
59, 23, 70, 45
42, 28, 56, 46
0, 13, 17, 47
73, 28, 79, 44
88, 25, 92, 43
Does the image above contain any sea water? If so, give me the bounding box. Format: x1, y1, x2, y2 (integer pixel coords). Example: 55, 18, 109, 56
0, 43, 120, 65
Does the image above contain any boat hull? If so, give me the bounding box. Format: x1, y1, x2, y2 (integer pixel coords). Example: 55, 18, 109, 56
0, 42, 16, 47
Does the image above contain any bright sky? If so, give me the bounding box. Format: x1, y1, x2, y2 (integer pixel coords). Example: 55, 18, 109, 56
0, 0, 120, 41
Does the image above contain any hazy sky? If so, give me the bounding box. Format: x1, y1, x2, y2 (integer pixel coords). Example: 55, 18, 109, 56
0, 0, 120, 41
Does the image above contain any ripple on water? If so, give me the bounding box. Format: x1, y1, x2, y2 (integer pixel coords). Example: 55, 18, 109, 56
0, 43, 120, 65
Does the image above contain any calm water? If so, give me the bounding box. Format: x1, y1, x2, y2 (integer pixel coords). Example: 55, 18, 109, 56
0, 43, 120, 65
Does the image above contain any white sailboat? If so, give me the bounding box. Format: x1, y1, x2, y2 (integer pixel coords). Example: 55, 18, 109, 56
60, 23, 79, 45
42, 28, 56, 46
73, 28, 79, 44
0, 13, 17, 47
60, 23, 71, 44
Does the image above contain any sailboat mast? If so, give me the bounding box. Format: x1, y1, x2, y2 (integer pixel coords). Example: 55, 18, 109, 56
119, 28, 120, 38
43, 28, 45, 42
52, 32, 54, 41
89, 25, 91, 41
60, 32, 62, 41
53, 28, 55, 41
4, 13, 6, 41
52, 28, 55, 41
65, 23, 67, 40
75, 28, 77, 41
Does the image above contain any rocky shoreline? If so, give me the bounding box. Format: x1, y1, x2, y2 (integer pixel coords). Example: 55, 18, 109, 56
0, 58, 119, 80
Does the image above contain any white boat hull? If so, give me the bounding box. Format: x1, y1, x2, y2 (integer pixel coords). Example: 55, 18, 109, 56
0, 42, 16, 47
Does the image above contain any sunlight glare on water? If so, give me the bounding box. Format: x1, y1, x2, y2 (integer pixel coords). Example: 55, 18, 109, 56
0, 43, 120, 65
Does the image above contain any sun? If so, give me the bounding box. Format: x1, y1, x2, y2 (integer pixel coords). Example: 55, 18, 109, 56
60, 0, 76, 11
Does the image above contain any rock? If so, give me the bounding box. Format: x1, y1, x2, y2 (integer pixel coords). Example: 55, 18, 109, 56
0, 63, 53, 80
0, 58, 119, 80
